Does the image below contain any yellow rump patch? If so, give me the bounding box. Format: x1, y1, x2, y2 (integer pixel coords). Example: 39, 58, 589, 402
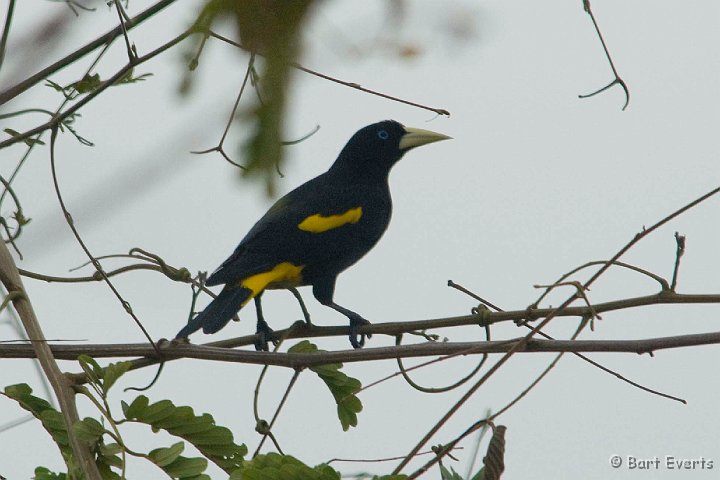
298, 207, 363, 233
240, 262, 304, 306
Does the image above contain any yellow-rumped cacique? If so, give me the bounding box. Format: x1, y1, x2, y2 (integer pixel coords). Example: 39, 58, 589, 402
176, 120, 450, 349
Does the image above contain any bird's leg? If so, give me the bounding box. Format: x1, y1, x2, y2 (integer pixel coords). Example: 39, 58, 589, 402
288, 287, 312, 325
253, 294, 275, 351
312, 280, 371, 349
329, 302, 372, 348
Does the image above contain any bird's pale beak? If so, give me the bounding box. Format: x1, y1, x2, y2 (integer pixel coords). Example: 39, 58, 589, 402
399, 127, 452, 151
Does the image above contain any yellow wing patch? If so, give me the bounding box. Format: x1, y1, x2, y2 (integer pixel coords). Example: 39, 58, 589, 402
298, 207, 363, 233
240, 262, 304, 305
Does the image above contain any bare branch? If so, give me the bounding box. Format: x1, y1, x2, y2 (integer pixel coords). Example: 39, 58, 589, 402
4, 289, 707, 385
579, 0, 630, 110
449, 280, 686, 404
205, 30, 451, 117
393, 185, 720, 475
3, 331, 720, 366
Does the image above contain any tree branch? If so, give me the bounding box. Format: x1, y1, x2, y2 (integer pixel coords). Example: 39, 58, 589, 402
393, 185, 720, 474
3, 330, 719, 368
0, 236, 101, 479
0, 0, 179, 105
0, 28, 193, 149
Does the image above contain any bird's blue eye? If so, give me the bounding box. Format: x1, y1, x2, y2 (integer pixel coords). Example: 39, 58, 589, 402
377, 130, 389, 140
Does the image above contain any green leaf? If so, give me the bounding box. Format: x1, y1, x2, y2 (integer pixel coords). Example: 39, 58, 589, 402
123, 395, 149, 419
117, 69, 154, 85
149, 441, 185, 467
33, 467, 67, 480
289, 341, 363, 431
231, 453, 340, 480
78, 355, 103, 386
123, 395, 247, 473
73, 417, 105, 444
102, 360, 133, 394
162, 456, 208, 478
140, 399, 176, 424
5, 384, 122, 478
440, 465, 464, 480
4, 384, 70, 451
3, 384, 88, 478
72, 73, 101, 94
100, 442, 123, 456
470, 467, 485, 480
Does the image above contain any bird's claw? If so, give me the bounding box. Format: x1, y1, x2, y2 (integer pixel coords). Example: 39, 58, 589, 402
349, 316, 372, 349
255, 318, 276, 352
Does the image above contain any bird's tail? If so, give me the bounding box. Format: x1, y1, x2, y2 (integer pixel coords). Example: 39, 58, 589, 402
175, 286, 253, 339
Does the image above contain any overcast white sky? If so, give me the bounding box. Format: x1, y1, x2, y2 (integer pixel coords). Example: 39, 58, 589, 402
1, 1, 719, 479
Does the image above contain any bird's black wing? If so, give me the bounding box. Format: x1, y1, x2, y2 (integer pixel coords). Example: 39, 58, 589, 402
204, 174, 346, 286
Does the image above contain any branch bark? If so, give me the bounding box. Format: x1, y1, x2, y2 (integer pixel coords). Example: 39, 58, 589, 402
0, 241, 101, 479
2, 329, 718, 371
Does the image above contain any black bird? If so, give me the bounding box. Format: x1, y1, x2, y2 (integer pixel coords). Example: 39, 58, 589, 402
176, 120, 450, 349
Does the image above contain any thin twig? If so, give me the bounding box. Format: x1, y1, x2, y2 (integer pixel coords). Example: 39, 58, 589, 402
533, 280, 600, 322
253, 370, 300, 457
578, 0, 630, 110
354, 344, 488, 398
670, 232, 685, 291
252, 324, 302, 456
0, 39, 113, 220
20, 263, 197, 293
395, 329, 489, 394
465, 413, 491, 480
49, 127, 160, 355
0, 174, 27, 243
0, 0, 179, 105
393, 185, 720, 475
488, 321, 588, 422
113, 0, 136, 62
0, 0, 16, 72
0, 28, 193, 149
190, 54, 255, 169
532, 260, 670, 309
205, 30, 450, 117
448, 280, 686, 404
326, 447, 464, 465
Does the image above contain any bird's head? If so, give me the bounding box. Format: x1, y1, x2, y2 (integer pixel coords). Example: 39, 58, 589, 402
331, 120, 451, 179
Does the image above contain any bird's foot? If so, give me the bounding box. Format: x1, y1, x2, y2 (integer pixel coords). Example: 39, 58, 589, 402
348, 315, 372, 349
255, 318, 276, 352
